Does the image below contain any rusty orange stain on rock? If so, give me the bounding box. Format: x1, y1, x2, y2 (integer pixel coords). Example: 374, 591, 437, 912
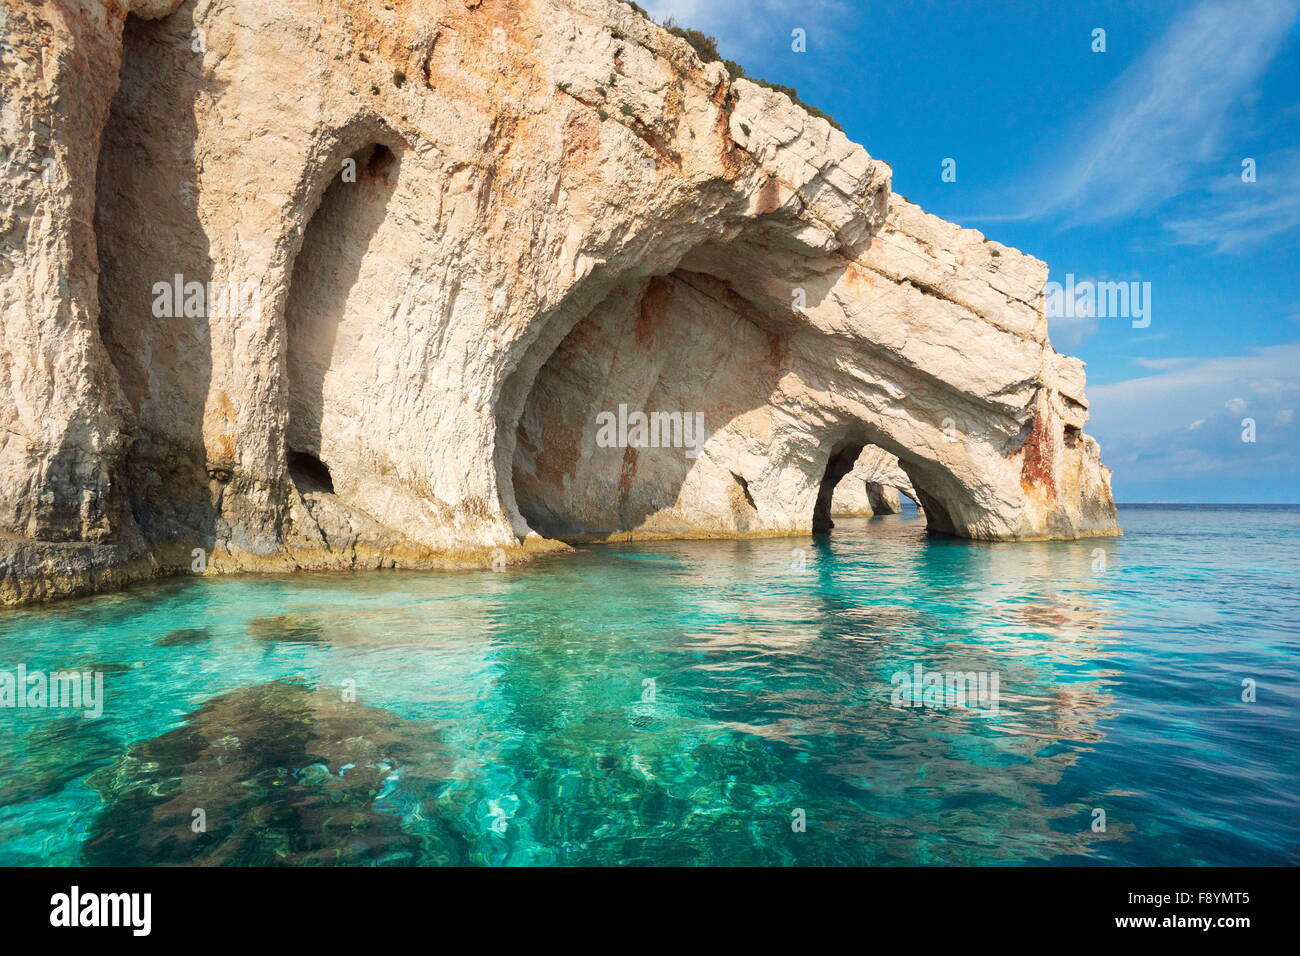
617, 444, 639, 509
755, 176, 782, 215
535, 419, 581, 488
563, 107, 603, 168
635, 275, 673, 347
766, 331, 789, 371
709, 79, 745, 174
1018, 412, 1057, 500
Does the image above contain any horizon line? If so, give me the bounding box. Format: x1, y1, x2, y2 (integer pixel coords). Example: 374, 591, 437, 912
1115, 501, 1300, 506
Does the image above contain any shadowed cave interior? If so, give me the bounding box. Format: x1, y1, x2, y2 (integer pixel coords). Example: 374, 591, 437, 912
510, 261, 944, 541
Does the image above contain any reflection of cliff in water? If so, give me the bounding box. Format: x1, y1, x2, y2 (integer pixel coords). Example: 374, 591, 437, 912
83, 681, 466, 866
484, 530, 1128, 864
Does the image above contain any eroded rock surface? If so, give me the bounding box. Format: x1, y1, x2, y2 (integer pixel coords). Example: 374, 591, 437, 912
0, 0, 1118, 605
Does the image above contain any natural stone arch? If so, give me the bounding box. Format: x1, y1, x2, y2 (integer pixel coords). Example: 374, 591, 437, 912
802, 413, 986, 541
503, 213, 1027, 545
812, 439, 866, 533
830, 447, 921, 518
499, 176, 1079, 545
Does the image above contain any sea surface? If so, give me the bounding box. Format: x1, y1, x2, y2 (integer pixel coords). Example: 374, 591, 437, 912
0, 504, 1296, 866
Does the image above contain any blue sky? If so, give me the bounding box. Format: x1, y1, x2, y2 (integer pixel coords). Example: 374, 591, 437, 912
642, 0, 1300, 502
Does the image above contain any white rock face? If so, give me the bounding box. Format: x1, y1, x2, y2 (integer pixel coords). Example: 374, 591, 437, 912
0, 0, 1119, 605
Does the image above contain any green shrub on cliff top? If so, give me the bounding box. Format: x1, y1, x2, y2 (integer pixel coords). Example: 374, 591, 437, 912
623, 5, 843, 132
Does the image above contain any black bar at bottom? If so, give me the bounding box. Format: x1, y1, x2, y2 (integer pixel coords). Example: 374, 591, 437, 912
0, 866, 1286, 941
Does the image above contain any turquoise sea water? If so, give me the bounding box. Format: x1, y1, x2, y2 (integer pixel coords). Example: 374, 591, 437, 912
0, 504, 1296, 866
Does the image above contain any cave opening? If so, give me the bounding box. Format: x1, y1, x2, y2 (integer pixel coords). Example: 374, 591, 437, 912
813, 439, 865, 533
507, 268, 785, 541
91, 8, 218, 555
287, 451, 334, 494
366, 143, 395, 175
500, 227, 968, 545
826, 442, 927, 523
284, 139, 400, 502
731, 472, 756, 510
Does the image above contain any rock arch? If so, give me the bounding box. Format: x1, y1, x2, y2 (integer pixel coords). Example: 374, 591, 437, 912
503, 181, 1115, 546
831, 447, 921, 518
813, 439, 867, 533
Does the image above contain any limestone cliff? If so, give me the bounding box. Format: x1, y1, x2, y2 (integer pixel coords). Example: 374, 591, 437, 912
0, 0, 1119, 605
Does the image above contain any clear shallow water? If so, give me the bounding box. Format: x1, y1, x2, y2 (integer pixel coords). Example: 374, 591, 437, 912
0, 504, 1297, 866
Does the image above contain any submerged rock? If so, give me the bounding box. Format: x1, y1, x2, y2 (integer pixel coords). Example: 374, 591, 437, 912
154, 627, 214, 647
82, 680, 463, 866
0, 717, 121, 810
243, 609, 432, 649
245, 614, 328, 645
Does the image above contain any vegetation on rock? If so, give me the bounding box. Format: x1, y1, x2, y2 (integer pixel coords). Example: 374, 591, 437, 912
623, 2, 844, 131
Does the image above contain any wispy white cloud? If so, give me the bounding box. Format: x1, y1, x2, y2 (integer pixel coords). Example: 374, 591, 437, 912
1048, 308, 1098, 350
1132, 356, 1193, 370
1044, 272, 1154, 347
1087, 342, 1300, 488
980, 0, 1299, 226
1165, 147, 1300, 252
1091, 342, 1300, 435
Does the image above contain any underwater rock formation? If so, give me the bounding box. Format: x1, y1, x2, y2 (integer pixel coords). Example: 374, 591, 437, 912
0, 0, 1118, 604
82, 680, 463, 866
